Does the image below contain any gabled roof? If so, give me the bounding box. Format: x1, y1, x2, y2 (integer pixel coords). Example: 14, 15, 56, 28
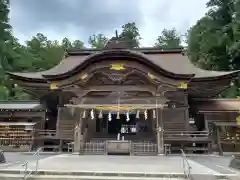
7, 48, 239, 81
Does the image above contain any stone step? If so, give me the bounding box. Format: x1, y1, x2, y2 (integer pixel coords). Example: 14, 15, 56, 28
0, 170, 186, 178
0, 174, 186, 180
0, 169, 237, 180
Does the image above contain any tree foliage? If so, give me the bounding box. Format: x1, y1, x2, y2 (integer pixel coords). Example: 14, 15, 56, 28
154, 28, 182, 49
120, 22, 141, 48
188, 0, 240, 97
88, 34, 108, 49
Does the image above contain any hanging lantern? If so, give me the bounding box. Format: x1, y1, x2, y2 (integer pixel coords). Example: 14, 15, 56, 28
144, 110, 148, 120
136, 110, 140, 119
82, 110, 86, 119
116, 111, 120, 119
98, 110, 103, 119
153, 109, 156, 119
90, 109, 94, 120
126, 111, 130, 122
108, 112, 112, 121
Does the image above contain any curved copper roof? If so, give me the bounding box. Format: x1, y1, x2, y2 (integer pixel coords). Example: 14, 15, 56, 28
7, 48, 239, 81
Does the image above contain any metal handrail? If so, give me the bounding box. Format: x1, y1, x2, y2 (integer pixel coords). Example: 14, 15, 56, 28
22, 147, 42, 180
180, 149, 192, 179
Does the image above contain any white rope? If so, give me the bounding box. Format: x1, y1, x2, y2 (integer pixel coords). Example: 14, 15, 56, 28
144, 110, 148, 120
90, 109, 94, 120
126, 111, 130, 122
108, 112, 112, 121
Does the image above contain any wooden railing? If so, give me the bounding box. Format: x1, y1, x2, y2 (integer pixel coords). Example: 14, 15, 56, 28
34, 129, 57, 139
164, 131, 211, 142
220, 135, 240, 144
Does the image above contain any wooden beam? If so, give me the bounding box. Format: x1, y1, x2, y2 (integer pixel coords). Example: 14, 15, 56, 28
70, 96, 167, 105
84, 85, 156, 92
65, 104, 168, 109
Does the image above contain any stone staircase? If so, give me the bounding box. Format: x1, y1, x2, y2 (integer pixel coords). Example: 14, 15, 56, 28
56, 119, 75, 140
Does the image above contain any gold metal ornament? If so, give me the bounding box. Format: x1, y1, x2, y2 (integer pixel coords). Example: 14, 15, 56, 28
50, 83, 58, 90
80, 73, 88, 80
177, 82, 188, 89
147, 72, 156, 79
110, 64, 125, 71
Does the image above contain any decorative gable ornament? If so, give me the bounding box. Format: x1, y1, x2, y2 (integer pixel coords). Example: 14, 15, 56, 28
147, 72, 156, 80
50, 83, 58, 90
177, 82, 188, 89
80, 73, 88, 80
110, 64, 125, 71
236, 115, 240, 125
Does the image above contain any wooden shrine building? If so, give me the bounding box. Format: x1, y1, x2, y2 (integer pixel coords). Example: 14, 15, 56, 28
5, 37, 240, 155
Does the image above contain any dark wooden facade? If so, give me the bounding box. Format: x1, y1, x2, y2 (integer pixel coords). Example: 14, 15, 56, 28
5, 45, 240, 155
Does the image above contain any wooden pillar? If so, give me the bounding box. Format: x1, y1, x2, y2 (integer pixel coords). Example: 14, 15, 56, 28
156, 106, 164, 155
73, 108, 83, 154
59, 140, 63, 152
216, 126, 223, 156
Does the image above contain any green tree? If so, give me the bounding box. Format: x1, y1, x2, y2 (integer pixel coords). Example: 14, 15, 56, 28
72, 40, 84, 49
0, 0, 13, 100
120, 22, 141, 48
88, 34, 108, 49
61, 37, 73, 50
155, 28, 182, 49
188, 0, 240, 97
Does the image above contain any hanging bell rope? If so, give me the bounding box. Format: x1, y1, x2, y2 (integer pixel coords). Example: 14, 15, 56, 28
126, 111, 130, 122
98, 110, 103, 119
144, 110, 148, 120
108, 112, 112, 121
82, 110, 86, 119
153, 109, 156, 119
90, 109, 94, 120
116, 111, 120, 119
136, 110, 140, 119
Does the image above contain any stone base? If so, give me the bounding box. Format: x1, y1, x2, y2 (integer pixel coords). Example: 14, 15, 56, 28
229, 155, 240, 170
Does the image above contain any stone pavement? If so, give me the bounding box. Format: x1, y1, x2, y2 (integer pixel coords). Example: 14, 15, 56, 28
0, 154, 239, 179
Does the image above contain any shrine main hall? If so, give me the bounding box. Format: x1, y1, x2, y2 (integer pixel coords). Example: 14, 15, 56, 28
3, 39, 240, 155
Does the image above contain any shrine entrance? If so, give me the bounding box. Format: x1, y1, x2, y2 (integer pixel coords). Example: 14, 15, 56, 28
54, 52, 188, 155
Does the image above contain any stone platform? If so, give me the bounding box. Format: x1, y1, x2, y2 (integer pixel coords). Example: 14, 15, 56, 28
0, 154, 239, 179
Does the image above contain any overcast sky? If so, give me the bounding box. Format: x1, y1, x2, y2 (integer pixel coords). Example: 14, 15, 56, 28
9, 0, 209, 47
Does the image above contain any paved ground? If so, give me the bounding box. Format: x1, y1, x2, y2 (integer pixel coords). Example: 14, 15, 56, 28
0, 153, 239, 180
0, 154, 239, 176
189, 155, 237, 174
0, 152, 53, 168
